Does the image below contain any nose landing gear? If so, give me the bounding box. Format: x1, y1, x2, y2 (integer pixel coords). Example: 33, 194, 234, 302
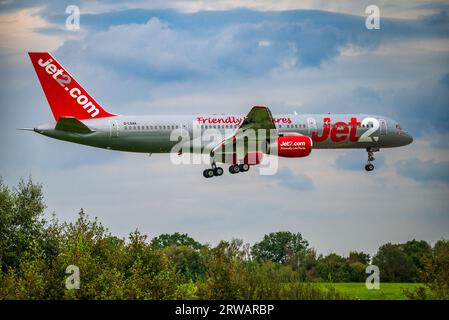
365, 147, 379, 172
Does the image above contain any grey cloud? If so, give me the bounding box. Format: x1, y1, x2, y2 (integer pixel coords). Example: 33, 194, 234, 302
335, 151, 385, 171
266, 167, 313, 190
396, 158, 449, 184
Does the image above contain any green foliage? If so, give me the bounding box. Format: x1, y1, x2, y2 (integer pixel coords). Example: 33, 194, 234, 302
151, 232, 203, 250
316, 253, 351, 282
404, 239, 449, 300
324, 282, 425, 300
401, 239, 432, 271
195, 240, 345, 300
252, 231, 309, 264
372, 243, 418, 282
1, 177, 447, 300
348, 251, 370, 264
0, 177, 54, 271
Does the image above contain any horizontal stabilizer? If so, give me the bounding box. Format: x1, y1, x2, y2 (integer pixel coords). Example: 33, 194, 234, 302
55, 117, 93, 134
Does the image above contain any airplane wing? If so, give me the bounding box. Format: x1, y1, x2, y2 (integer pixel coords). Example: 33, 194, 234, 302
211, 106, 277, 164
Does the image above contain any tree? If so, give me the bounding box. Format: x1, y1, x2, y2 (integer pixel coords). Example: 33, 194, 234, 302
0, 177, 55, 271
372, 243, 417, 282
252, 231, 309, 264
421, 239, 449, 299
316, 253, 352, 282
151, 232, 203, 250
401, 239, 431, 271
163, 245, 206, 281
348, 251, 370, 264
404, 239, 449, 300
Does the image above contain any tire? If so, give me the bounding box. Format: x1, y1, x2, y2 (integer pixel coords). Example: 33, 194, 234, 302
204, 169, 214, 178
240, 164, 250, 172
229, 165, 240, 174
214, 167, 224, 176
365, 164, 374, 171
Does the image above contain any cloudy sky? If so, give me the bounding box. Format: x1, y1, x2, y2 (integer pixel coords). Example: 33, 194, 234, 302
1, 0, 449, 256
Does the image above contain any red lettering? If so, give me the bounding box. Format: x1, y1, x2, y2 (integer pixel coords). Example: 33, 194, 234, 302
348, 117, 360, 142
312, 117, 330, 142
330, 122, 349, 142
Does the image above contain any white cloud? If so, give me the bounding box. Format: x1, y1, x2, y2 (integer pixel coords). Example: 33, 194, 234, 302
0, 7, 68, 57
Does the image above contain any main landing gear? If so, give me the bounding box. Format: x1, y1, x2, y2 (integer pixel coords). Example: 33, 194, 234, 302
203, 163, 250, 178
203, 162, 224, 178
229, 163, 250, 174
365, 147, 379, 172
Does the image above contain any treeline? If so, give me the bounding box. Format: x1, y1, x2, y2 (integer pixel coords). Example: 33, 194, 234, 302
0, 178, 448, 299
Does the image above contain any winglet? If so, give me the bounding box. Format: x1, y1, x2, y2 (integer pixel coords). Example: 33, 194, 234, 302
238, 105, 276, 131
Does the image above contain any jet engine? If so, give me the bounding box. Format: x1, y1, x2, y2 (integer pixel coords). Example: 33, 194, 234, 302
265, 135, 313, 158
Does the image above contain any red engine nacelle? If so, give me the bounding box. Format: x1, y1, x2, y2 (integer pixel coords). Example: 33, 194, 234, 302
266, 135, 313, 158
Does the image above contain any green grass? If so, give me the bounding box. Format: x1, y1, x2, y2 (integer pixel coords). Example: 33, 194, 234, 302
318, 282, 425, 300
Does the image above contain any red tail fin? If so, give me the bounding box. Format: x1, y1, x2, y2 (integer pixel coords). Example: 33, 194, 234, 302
29, 52, 116, 121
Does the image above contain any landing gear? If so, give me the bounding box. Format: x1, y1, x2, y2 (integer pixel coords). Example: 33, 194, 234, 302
203, 169, 215, 178
229, 163, 250, 174
214, 167, 224, 176
229, 164, 240, 174
202, 151, 250, 177
365, 147, 379, 172
203, 161, 224, 178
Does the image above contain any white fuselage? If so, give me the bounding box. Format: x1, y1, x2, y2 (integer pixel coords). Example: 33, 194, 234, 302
36, 113, 413, 153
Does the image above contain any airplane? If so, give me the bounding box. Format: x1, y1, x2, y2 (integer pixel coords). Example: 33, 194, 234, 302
24, 52, 413, 178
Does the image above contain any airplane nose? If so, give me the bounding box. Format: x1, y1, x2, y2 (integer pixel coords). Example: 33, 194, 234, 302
404, 133, 413, 145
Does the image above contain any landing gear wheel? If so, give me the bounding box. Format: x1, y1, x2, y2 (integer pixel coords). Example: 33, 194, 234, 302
229, 164, 240, 174
365, 147, 379, 172
203, 169, 214, 178
239, 164, 250, 172
214, 167, 224, 176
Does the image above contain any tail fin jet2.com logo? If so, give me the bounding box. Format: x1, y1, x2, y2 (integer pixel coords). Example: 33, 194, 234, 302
37, 58, 100, 117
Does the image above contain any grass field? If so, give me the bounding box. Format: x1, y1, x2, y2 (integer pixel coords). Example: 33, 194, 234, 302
319, 282, 425, 300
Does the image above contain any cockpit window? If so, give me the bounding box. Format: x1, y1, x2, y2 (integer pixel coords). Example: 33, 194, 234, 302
396, 123, 403, 131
